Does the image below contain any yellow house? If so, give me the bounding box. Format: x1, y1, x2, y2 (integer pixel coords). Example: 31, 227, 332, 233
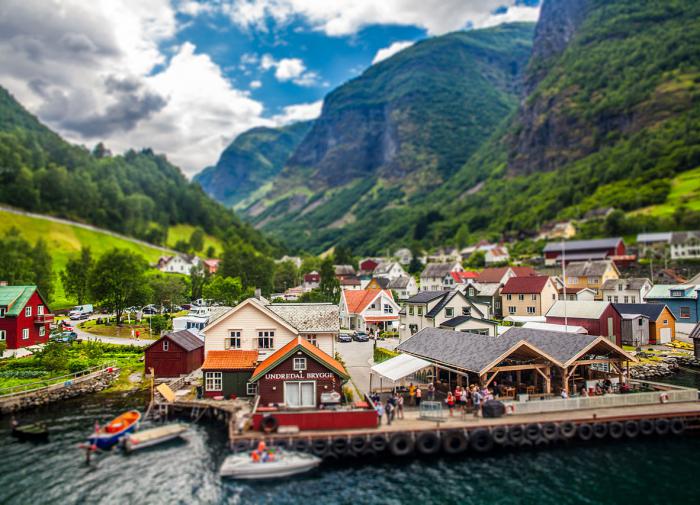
563, 260, 620, 300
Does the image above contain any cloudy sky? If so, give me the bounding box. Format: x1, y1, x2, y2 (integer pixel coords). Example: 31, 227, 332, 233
0, 0, 540, 177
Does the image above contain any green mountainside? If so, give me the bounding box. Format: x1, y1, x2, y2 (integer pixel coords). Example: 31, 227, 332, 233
194, 121, 312, 207
0, 85, 275, 255
232, 23, 536, 249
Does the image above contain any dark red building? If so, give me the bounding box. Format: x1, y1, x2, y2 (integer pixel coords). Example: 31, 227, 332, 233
543, 237, 626, 265
145, 330, 204, 378
0, 285, 52, 350
546, 301, 623, 345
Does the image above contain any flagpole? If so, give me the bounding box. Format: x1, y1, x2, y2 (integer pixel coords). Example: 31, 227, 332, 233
562, 239, 568, 331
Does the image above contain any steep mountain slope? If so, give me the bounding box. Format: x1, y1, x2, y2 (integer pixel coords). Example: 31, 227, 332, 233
0, 86, 275, 255
239, 23, 535, 248
194, 121, 312, 207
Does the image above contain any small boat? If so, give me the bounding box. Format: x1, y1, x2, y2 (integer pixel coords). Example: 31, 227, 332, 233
122, 423, 188, 452
12, 422, 49, 441
88, 410, 141, 450
220, 450, 321, 479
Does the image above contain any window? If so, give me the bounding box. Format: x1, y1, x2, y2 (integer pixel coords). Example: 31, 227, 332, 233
37, 305, 44, 316
22, 328, 29, 340
468, 288, 475, 297
409, 324, 418, 335
0, 308, 4, 317
623, 296, 629, 303
383, 304, 393, 314
638, 318, 644, 326
663, 319, 668, 325
527, 306, 536, 315
607, 296, 612, 302
163, 340, 169, 351
462, 307, 471, 316
408, 305, 414, 316
38, 326, 45, 337
589, 277, 599, 285
258, 330, 275, 349
467, 328, 490, 335
226, 330, 241, 349
568, 277, 579, 284
205, 372, 222, 391
495, 300, 501, 309
617, 284, 623, 291
631, 296, 636, 303
417, 306, 423, 316
0, 330, 5, 340
679, 306, 691, 319
246, 383, 258, 396
445, 307, 454, 317
531, 294, 537, 300
518, 294, 525, 301
293, 357, 307, 371
671, 290, 684, 297
508, 306, 516, 315
613, 296, 619, 303
25, 307, 32, 317
284, 381, 315, 407
506, 294, 512, 301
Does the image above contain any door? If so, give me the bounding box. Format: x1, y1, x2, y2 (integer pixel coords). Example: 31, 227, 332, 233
284, 381, 316, 408
659, 327, 672, 344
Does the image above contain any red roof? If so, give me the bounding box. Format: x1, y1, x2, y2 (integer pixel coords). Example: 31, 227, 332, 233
476, 267, 511, 283
202, 350, 259, 370
251, 337, 349, 381
501, 276, 551, 294
511, 266, 538, 277
450, 271, 478, 283
343, 289, 391, 314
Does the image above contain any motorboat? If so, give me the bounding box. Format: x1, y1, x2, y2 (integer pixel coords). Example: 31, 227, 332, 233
219, 450, 321, 479
122, 423, 188, 452
12, 422, 49, 441
88, 410, 141, 450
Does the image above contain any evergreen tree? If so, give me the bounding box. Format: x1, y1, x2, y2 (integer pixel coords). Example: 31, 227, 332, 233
319, 257, 340, 303
61, 247, 93, 304
189, 228, 205, 252
273, 260, 299, 292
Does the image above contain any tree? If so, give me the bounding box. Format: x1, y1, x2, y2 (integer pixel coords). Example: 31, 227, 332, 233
203, 276, 251, 306
189, 262, 209, 301
465, 250, 486, 269
205, 245, 216, 258
61, 247, 93, 305
407, 244, 423, 274
455, 224, 471, 249
273, 260, 299, 292
89, 249, 149, 324
319, 257, 340, 303
32, 239, 54, 301
189, 228, 205, 252
333, 245, 354, 267
220, 240, 274, 294
149, 273, 188, 309
0, 229, 53, 301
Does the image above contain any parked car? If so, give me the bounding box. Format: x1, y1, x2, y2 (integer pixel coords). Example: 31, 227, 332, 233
68, 304, 93, 320
353, 331, 369, 342
51, 331, 77, 343
142, 305, 158, 315
337, 333, 353, 343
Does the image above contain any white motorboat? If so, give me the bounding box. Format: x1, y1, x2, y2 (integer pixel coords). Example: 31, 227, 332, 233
219, 450, 321, 479
122, 423, 188, 452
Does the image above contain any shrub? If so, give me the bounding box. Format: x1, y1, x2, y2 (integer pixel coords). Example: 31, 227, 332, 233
374, 347, 399, 364
67, 358, 90, 373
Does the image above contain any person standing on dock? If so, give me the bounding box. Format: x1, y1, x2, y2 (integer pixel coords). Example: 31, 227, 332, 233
415, 387, 422, 408
396, 394, 404, 420
445, 392, 455, 416
385, 400, 394, 425
472, 388, 483, 417
376, 402, 384, 426
427, 383, 435, 401
408, 383, 416, 406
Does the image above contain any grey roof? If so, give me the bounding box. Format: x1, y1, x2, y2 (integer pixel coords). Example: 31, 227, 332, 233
421, 263, 458, 279
374, 262, 400, 275
637, 232, 672, 243
370, 276, 390, 288
334, 264, 356, 276
158, 330, 203, 352
612, 303, 672, 321
387, 276, 412, 289
474, 282, 501, 297
208, 306, 233, 324
546, 300, 612, 319
500, 327, 601, 364
267, 303, 339, 332
564, 260, 615, 277
425, 290, 483, 319
671, 231, 700, 244
406, 291, 448, 303
543, 237, 622, 253
440, 316, 497, 328
601, 278, 651, 291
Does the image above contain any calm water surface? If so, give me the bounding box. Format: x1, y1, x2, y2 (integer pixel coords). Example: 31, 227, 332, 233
2, 371, 700, 505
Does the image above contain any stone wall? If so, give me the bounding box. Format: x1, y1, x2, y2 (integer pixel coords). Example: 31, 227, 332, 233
629, 356, 700, 381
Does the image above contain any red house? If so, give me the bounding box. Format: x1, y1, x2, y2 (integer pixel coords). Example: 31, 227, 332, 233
145, 330, 204, 378
545, 300, 623, 345
543, 237, 625, 266
0, 285, 52, 350
359, 258, 379, 273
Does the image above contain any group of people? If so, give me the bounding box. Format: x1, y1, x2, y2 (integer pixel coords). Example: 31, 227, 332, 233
445, 384, 495, 417
372, 382, 432, 426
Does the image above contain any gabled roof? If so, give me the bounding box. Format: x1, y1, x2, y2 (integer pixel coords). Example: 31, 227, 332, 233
250, 337, 349, 381
670, 231, 700, 244
546, 300, 613, 319
387, 276, 412, 289
421, 262, 459, 279
147, 330, 203, 352
601, 278, 651, 291
645, 284, 699, 300
0, 286, 45, 316
374, 261, 401, 275
565, 260, 617, 277
475, 267, 510, 283
342, 289, 392, 314
657, 269, 687, 283
637, 232, 672, 243
425, 290, 483, 319
267, 303, 339, 332
202, 350, 258, 370
334, 264, 356, 276
449, 271, 477, 283
203, 298, 299, 335
689, 323, 700, 340
501, 276, 551, 294
439, 316, 497, 328
543, 237, 622, 253
369, 277, 390, 289
405, 290, 448, 304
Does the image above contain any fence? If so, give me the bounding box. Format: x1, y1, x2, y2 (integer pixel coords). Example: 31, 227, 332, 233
0, 362, 118, 399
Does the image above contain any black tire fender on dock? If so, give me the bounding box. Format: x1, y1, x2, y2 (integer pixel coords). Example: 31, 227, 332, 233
350, 436, 368, 454
442, 430, 469, 455
389, 433, 415, 457
624, 420, 640, 438
416, 432, 441, 455
311, 438, 330, 457
608, 421, 624, 440
508, 424, 525, 444
261, 415, 279, 433
293, 438, 310, 453
233, 440, 251, 453
469, 429, 494, 453
332, 437, 350, 456
370, 434, 387, 453
272, 439, 289, 450
670, 418, 686, 435
541, 423, 558, 441
558, 422, 576, 440
640, 418, 655, 436
655, 418, 670, 436
525, 423, 541, 442
491, 426, 508, 445
578, 423, 594, 441
593, 422, 608, 439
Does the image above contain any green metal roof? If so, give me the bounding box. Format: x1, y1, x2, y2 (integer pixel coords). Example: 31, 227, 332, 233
0, 286, 37, 316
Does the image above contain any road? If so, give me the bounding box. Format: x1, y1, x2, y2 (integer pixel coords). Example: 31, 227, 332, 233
68, 316, 153, 347
336, 338, 401, 395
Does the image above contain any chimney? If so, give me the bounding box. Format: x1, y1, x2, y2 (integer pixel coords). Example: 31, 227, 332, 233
255, 288, 261, 300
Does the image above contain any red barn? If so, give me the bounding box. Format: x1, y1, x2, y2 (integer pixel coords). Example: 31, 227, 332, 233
0, 285, 52, 350
545, 301, 623, 345
145, 330, 204, 378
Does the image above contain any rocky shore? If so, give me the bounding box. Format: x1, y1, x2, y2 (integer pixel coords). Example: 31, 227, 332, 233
629, 355, 700, 380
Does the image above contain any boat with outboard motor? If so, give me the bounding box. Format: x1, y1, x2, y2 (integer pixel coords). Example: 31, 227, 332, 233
88, 410, 141, 450
220, 443, 321, 479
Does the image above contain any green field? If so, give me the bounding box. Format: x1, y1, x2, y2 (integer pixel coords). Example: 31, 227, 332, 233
0, 209, 167, 309
166, 223, 222, 257
634, 167, 700, 217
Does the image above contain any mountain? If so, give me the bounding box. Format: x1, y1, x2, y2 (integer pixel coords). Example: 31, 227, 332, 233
0, 85, 275, 255
229, 23, 536, 249
194, 121, 312, 208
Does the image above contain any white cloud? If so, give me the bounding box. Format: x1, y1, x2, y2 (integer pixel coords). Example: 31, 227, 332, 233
372, 40, 413, 64
249, 79, 262, 89
259, 53, 319, 86
271, 100, 323, 125
479, 6, 542, 28
221, 0, 540, 36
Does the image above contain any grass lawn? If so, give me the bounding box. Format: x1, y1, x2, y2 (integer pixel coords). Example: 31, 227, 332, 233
0, 209, 168, 310
166, 223, 222, 257
633, 166, 700, 217
78, 319, 158, 339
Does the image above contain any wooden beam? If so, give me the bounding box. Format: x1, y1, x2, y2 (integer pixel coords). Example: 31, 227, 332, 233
484, 371, 500, 388
573, 358, 621, 366
490, 364, 548, 372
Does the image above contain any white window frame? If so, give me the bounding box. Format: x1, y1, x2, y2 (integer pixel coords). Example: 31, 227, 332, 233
258, 330, 275, 349
508, 306, 516, 315
531, 294, 537, 300
39, 326, 46, 337
293, 357, 307, 371
226, 330, 242, 349
284, 381, 315, 408
408, 305, 414, 316
22, 328, 29, 340
518, 294, 524, 301
527, 306, 536, 315
417, 306, 423, 316
163, 340, 169, 351
0, 330, 6, 340
205, 372, 222, 391
506, 294, 512, 301
246, 382, 258, 396
306, 334, 317, 346
37, 305, 44, 316
445, 307, 454, 317
25, 307, 32, 317
679, 306, 690, 319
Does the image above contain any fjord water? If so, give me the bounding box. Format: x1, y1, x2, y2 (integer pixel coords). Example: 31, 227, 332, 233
2, 373, 700, 505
